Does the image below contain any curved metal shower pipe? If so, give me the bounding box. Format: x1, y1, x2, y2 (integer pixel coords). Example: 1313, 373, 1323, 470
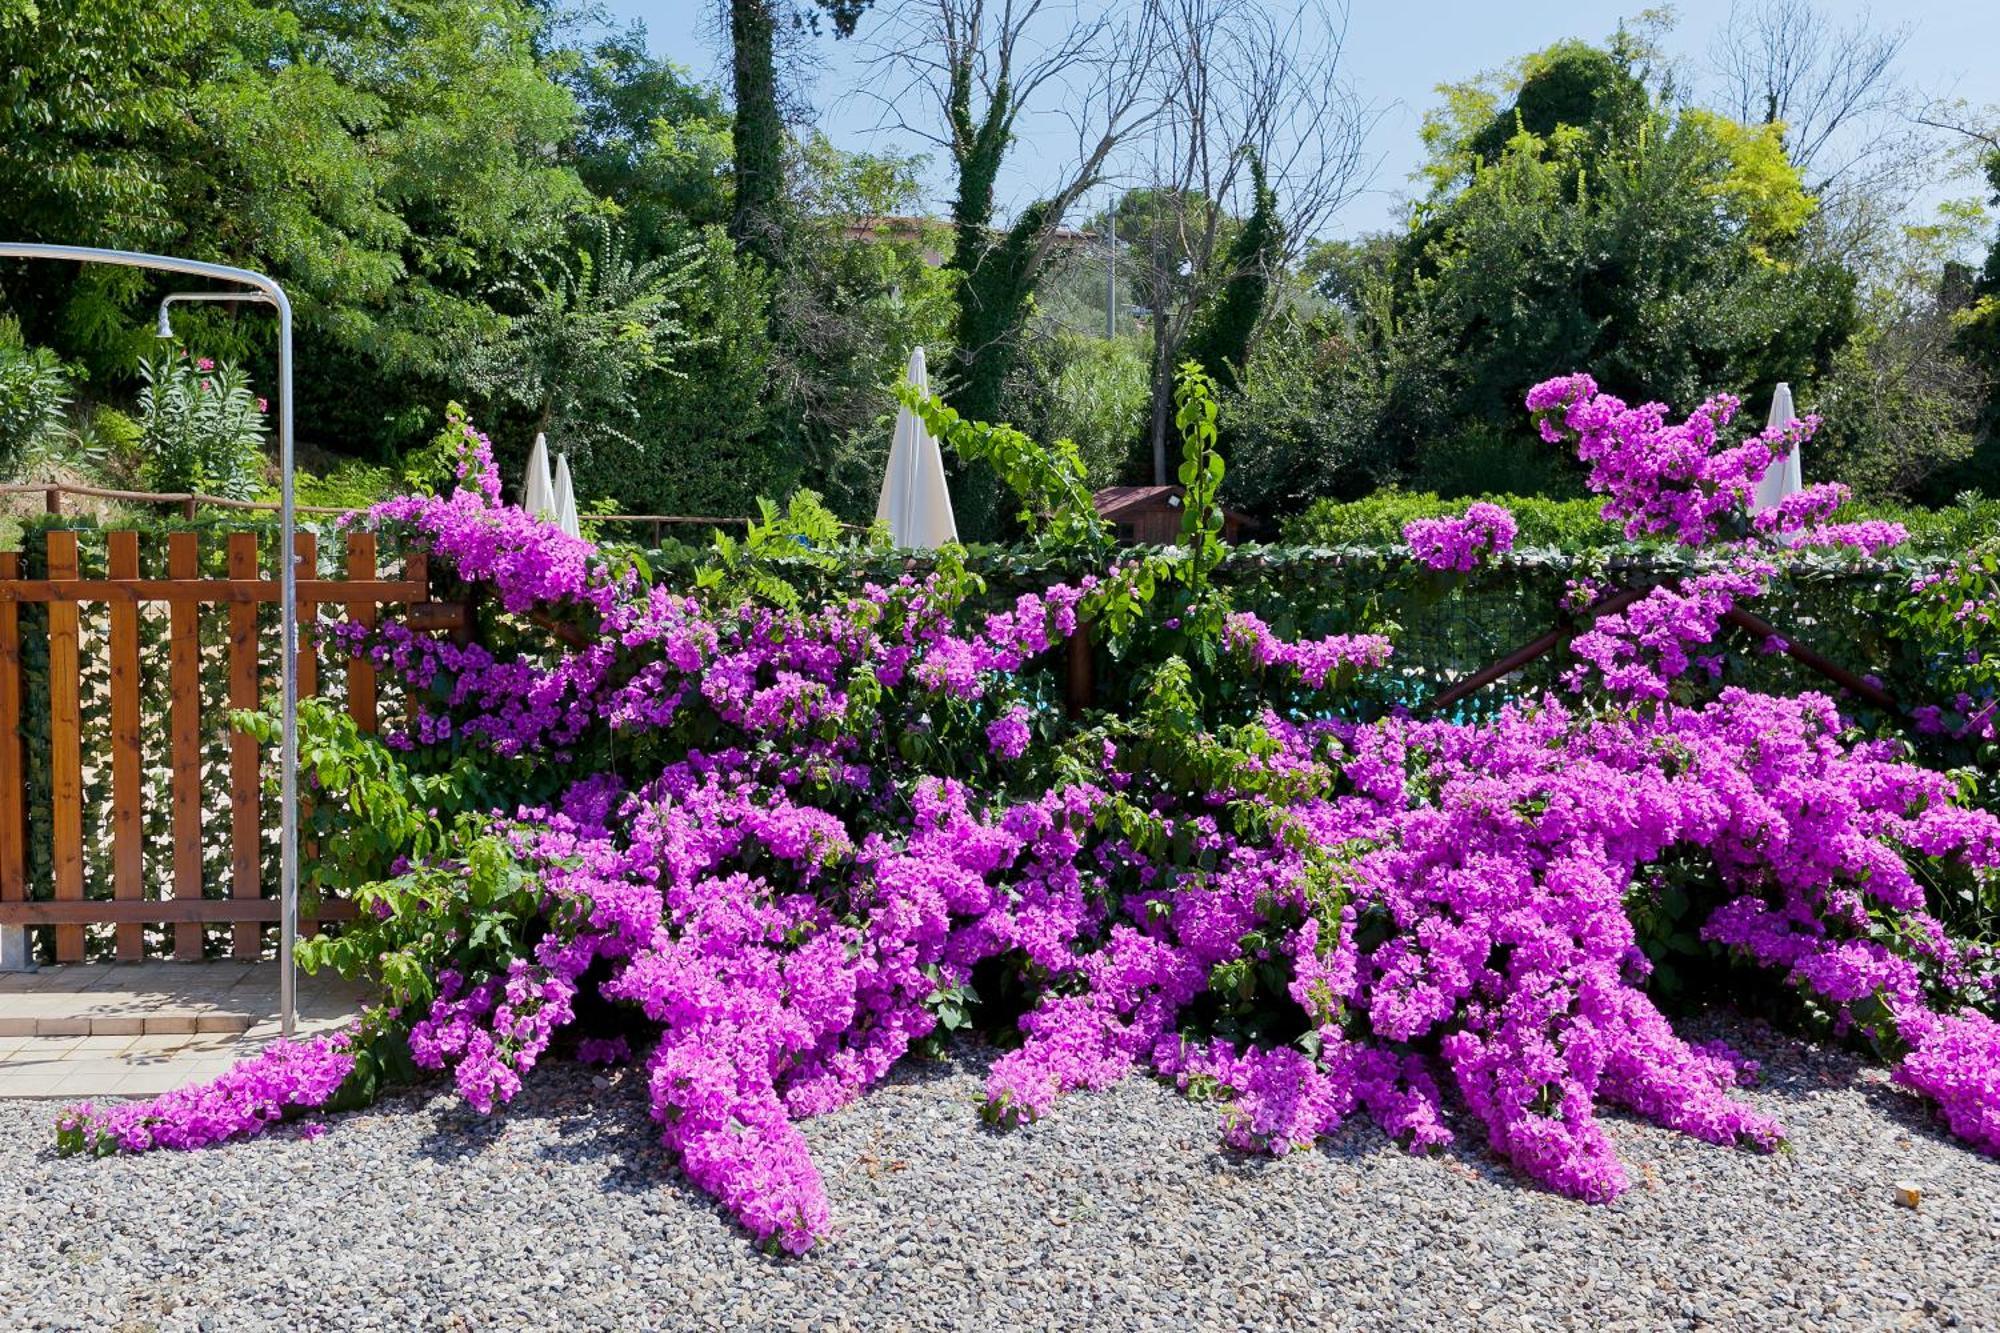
0, 243, 300, 1039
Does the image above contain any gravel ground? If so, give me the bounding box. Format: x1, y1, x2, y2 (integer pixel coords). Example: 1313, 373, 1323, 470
3, 1012, 1998, 1333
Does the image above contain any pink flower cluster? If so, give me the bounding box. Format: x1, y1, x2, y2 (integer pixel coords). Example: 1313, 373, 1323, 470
1529, 373, 1835, 548
1565, 563, 1772, 701
1402, 502, 1518, 571
1222, 611, 1395, 687
57, 1034, 355, 1154
63, 401, 2000, 1256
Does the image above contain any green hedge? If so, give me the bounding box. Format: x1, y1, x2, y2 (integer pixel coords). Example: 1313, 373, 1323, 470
1283, 490, 2000, 555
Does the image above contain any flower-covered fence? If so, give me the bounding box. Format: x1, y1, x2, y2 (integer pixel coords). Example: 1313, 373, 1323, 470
47, 384, 2000, 1255
0, 523, 446, 961
639, 541, 1944, 727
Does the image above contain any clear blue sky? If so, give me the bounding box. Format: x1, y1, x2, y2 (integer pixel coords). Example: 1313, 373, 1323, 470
621, 0, 2000, 237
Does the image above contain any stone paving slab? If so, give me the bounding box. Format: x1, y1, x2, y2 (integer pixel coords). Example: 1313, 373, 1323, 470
0, 962, 370, 1096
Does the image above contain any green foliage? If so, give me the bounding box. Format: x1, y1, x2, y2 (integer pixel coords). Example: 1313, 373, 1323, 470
136, 349, 267, 498
3, 0, 590, 433
1218, 309, 1396, 515
1946, 149, 2000, 499
1402, 86, 1850, 429
1810, 332, 1977, 500
236, 697, 548, 1006
290, 458, 401, 512
1181, 153, 1286, 392
574, 226, 783, 517
562, 31, 734, 247
1172, 362, 1229, 615
1456, 39, 1651, 170
465, 216, 701, 457
0, 319, 71, 475
695, 489, 875, 610
1232, 32, 1850, 516
398, 402, 481, 498
1284, 491, 1625, 549
728, 0, 785, 266
898, 384, 1110, 555
1013, 331, 1151, 490
947, 201, 1056, 538
1282, 488, 1994, 556
0, 0, 210, 254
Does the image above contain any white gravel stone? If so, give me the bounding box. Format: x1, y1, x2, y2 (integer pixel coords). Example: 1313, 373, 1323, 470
2, 1011, 1998, 1331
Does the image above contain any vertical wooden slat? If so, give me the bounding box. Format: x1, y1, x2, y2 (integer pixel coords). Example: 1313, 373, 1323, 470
294, 531, 318, 698
344, 532, 378, 733
46, 531, 84, 961
168, 532, 203, 960
295, 531, 319, 938
0, 553, 24, 911
108, 531, 144, 960
228, 532, 262, 959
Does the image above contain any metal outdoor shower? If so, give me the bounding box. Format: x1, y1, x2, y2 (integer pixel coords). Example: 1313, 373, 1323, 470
0, 243, 303, 1039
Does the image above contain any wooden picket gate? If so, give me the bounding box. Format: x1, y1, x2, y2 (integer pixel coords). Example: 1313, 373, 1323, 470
0, 528, 438, 961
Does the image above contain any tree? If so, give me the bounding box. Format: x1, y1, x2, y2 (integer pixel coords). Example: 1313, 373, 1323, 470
0, 0, 215, 249
1180, 151, 1284, 392
728, 0, 787, 265
0, 0, 597, 452
1808, 197, 1985, 498
464, 217, 701, 457
1396, 38, 1854, 431
1944, 142, 2000, 498
1710, 0, 1910, 193
1133, 0, 1371, 482
563, 28, 735, 247
864, 0, 1161, 535
726, 0, 879, 268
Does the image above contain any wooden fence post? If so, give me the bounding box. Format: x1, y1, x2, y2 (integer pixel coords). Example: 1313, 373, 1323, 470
168, 532, 203, 961
344, 533, 379, 734
0, 553, 24, 924
1065, 623, 1094, 719
228, 532, 262, 959
45, 531, 84, 962
108, 531, 144, 961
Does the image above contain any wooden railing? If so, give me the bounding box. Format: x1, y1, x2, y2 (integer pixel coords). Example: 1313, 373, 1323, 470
0, 528, 441, 960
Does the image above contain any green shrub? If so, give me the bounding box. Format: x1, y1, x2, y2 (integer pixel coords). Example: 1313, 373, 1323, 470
1013, 330, 1150, 489
1284, 490, 1626, 548
290, 459, 402, 513
1283, 488, 1998, 555
138, 349, 268, 499
0, 318, 70, 475
1409, 421, 1589, 500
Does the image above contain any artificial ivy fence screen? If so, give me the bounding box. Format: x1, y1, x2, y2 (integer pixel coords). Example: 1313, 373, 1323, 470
660, 541, 1940, 724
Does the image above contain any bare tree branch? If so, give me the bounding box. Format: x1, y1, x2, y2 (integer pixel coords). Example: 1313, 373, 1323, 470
1709, 0, 1910, 191
1133, 0, 1377, 477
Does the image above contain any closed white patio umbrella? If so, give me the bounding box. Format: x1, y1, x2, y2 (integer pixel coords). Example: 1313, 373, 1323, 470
1753, 383, 1803, 513
523, 431, 558, 519
551, 452, 582, 539
875, 346, 958, 549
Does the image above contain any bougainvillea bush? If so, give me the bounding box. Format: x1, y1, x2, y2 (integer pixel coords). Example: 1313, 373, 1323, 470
58, 375, 2000, 1256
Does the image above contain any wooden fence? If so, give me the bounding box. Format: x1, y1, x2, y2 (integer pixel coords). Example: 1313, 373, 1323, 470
0, 528, 441, 961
